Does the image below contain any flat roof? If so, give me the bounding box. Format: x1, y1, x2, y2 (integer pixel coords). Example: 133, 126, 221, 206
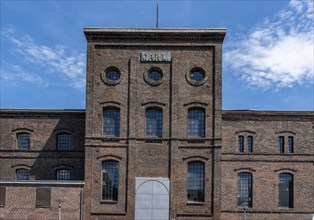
83, 27, 227, 33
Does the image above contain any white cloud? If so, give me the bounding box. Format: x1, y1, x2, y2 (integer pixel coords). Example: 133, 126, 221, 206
1, 27, 86, 89
224, 0, 314, 89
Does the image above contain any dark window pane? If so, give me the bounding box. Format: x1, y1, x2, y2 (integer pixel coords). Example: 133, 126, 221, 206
279, 136, 285, 153
103, 108, 120, 137
56, 169, 71, 180
36, 188, 51, 208
247, 136, 253, 153
17, 133, 30, 150
190, 71, 204, 82
279, 173, 293, 208
146, 108, 162, 137
16, 169, 30, 180
288, 136, 294, 153
57, 133, 71, 150
187, 162, 204, 202
238, 172, 252, 207
148, 70, 162, 81
0, 186, 6, 207
102, 160, 119, 201
106, 70, 120, 81
238, 136, 244, 153
188, 108, 205, 137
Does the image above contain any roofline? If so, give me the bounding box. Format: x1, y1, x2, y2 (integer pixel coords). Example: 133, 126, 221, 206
0, 108, 85, 113
83, 27, 227, 33
0, 180, 85, 186
222, 110, 314, 116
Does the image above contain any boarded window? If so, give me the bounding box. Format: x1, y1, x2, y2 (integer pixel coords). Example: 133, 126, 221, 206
36, 188, 51, 208
0, 186, 5, 207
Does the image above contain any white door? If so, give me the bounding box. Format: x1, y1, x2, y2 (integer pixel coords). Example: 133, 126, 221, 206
135, 178, 170, 220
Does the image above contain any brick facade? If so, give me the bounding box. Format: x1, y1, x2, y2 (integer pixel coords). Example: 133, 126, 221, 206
0, 28, 313, 220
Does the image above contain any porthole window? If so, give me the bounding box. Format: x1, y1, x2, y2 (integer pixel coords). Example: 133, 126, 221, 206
144, 68, 163, 86
101, 67, 121, 85
186, 68, 207, 86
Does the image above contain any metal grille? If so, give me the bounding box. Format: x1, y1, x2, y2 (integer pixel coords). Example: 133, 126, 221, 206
57, 133, 70, 150
190, 70, 204, 81
17, 133, 30, 150
237, 172, 252, 207
279, 136, 285, 153
148, 70, 162, 81
238, 136, 244, 152
188, 108, 205, 137
16, 169, 30, 180
102, 160, 119, 201
146, 108, 162, 137
187, 162, 204, 202
56, 169, 70, 180
279, 173, 293, 208
288, 136, 294, 153
247, 136, 253, 153
103, 108, 120, 136
106, 70, 120, 81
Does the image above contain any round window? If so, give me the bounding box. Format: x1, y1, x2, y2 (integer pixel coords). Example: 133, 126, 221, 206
148, 70, 162, 81
106, 70, 120, 81
101, 67, 121, 85
144, 68, 163, 86
186, 68, 206, 86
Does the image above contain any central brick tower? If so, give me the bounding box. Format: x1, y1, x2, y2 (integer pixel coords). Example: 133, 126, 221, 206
83, 28, 226, 220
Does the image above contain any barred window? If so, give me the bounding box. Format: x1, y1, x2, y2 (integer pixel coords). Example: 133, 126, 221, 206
57, 133, 71, 150
238, 136, 244, 152
103, 107, 120, 137
56, 169, 70, 180
247, 136, 253, 153
17, 133, 30, 150
16, 168, 30, 180
279, 136, 285, 153
279, 173, 293, 208
288, 136, 294, 154
188, 108, 205, 137
102, 160, 119, 201
146, 108, 162, 137
187, 162, 204, 202
237, 172, 252, 207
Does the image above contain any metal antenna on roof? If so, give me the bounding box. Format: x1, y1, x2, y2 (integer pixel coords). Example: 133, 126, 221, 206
156, 3, 159, 28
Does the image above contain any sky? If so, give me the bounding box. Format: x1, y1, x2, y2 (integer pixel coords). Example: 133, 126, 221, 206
0, 0, 313, 111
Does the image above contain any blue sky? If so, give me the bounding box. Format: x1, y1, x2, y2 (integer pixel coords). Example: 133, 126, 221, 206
1, 0, 313, 110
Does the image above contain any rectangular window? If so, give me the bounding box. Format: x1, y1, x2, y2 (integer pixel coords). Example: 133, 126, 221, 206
57, 133, 71, 150
56, 169, 71, 180
247, 136, 253, 153
187, 162, 205, 202
102, 160, 119, 201
288, 136, 294, 153
0, 186, 5, 207
36, 188, 51, 208
279, 173, 293, 208
103, 108, 120, 137
279, 136, 285, 153
188, 108, 205, 137
17, 133, 30, 150
238, 136, 244, 153
16, 169, 30, 180
146, 108, 162, 137
238, 172, 252, 207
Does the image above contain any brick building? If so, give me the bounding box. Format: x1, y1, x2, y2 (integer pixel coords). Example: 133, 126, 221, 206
0, 28, 313, 220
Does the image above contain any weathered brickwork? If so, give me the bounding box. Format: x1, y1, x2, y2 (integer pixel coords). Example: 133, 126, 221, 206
221, 111, 314, 220
0, 28, 313, 220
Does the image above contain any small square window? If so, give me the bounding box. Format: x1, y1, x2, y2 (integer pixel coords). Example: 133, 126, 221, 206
17, 133, 30, 150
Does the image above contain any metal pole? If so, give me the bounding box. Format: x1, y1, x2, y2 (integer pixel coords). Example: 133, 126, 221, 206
244, 207, 246, 220
58, 203, 61, 220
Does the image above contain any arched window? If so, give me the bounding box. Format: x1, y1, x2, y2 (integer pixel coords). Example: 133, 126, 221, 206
57, 133, 71, 150
187, 161, 204, 202
279, 173, 293, 208
102, 160, 119, 201
17, 133, 30, 150
103, 107, 120, 137
188, 108, 205, 137
146, 107, 162, 137
16, 168, 30, 180
56, 169, 71, 180
238, 172, 252, 207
